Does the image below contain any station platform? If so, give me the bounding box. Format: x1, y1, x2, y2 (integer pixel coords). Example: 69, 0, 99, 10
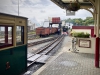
32, 36, 100, 75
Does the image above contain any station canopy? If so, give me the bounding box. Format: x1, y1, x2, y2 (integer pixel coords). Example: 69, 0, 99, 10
51, 0, 93, 11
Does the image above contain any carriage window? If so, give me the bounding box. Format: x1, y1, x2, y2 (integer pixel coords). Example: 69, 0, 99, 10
0, 26, 13, 49
16, 26, 24, 45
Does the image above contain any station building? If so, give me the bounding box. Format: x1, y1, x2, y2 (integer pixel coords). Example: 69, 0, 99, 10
51, 0, 100, 68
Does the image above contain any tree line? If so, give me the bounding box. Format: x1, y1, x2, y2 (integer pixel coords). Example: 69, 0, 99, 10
64, 17, 94, 26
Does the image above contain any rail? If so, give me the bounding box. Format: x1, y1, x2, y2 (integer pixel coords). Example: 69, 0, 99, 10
27, 35, 64, 67
28, 36, 57, 47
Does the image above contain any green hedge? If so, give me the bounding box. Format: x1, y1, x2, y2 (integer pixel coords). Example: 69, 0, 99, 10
72, 32, 90, 38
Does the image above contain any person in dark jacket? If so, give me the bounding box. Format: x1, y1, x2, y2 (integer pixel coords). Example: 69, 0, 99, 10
58, 28, 60, 35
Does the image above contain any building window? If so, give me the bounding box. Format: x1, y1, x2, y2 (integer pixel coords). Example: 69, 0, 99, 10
16, 26, 24, 45
0, 26, 13, 49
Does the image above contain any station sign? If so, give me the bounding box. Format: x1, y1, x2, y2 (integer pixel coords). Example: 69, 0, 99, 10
66, 10, 75, 16
79, 39, 91, 48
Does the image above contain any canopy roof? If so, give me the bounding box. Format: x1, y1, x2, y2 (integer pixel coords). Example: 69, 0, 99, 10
51, 0, 94, 9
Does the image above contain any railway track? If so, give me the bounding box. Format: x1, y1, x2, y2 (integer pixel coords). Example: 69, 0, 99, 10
27, 35, 64, 67
28, 34, 37, 40
28, 36, 58, 47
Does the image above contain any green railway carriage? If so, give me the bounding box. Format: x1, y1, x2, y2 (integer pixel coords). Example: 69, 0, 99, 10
0, 13, 28, 75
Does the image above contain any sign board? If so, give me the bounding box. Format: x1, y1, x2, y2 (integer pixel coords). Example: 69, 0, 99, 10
79, 39, 91, 48
66, 10, 75, 16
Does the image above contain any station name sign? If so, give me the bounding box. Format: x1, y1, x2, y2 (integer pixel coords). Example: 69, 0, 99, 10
79, 39, 91, 48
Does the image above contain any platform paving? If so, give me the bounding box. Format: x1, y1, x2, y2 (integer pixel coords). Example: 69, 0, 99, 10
32, 36, 100, 75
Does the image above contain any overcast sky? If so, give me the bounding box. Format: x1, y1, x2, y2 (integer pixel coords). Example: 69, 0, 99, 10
0, 0, 93, 24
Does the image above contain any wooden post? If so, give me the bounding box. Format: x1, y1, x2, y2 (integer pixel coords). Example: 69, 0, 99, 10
5, 26, 8, 44
95, 0, 100, 68
94, 13, 97, 37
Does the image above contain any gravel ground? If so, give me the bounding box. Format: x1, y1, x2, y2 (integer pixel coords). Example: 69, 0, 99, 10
28, 41, 52, 54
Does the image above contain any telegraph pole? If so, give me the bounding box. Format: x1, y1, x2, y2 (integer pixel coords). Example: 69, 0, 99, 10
18, 0, 19, 16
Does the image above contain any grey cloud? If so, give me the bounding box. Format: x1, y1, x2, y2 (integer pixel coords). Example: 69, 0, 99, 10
11, 0, 18, 5
0, 5, 18, 15
40, 10, 46, 13
40, 0, 51, 6
17, 0, 51, 8
23, 0, 35, 5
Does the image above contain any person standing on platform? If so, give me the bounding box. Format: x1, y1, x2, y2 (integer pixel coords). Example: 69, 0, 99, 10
58, 28, 60, 35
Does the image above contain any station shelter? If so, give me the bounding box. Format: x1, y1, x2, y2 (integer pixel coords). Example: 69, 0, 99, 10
51, 0, 100, 68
